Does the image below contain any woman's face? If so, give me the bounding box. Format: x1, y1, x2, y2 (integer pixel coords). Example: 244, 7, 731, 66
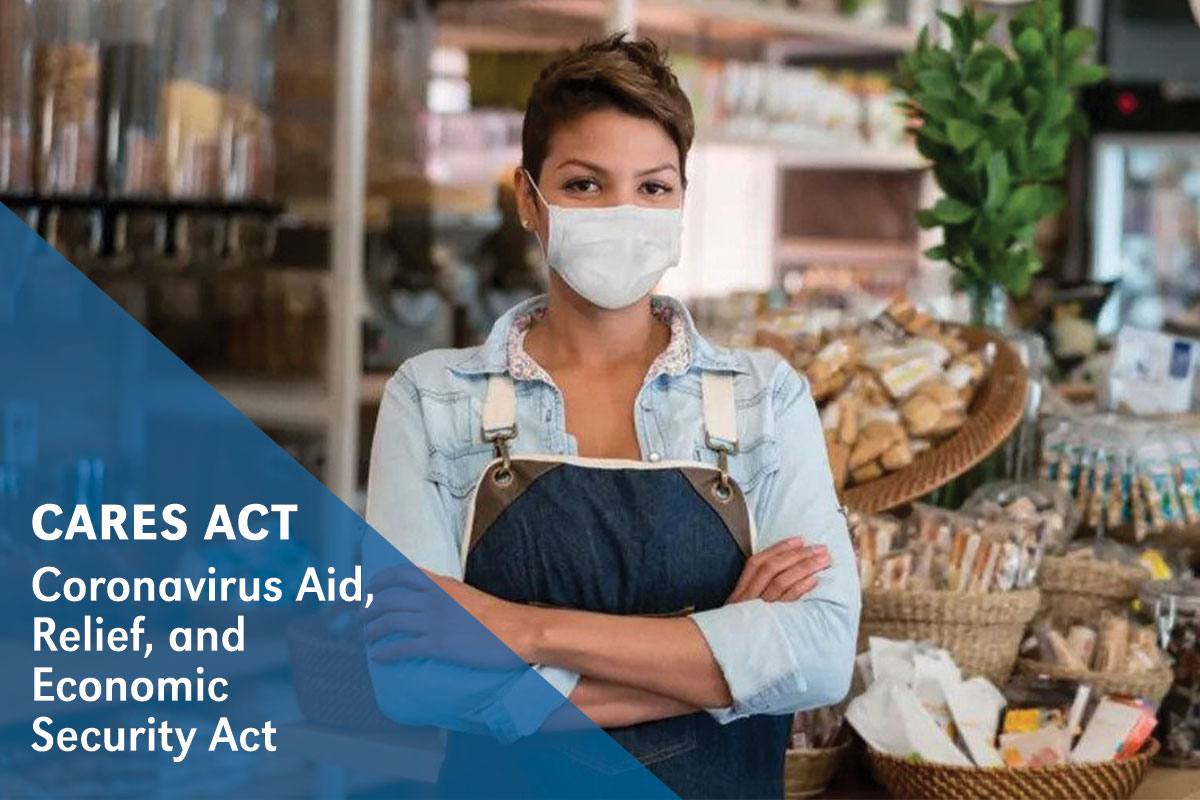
516, 108, 683, 249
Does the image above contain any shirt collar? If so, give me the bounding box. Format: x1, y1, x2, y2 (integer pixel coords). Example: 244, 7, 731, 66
447, 294, 747, 378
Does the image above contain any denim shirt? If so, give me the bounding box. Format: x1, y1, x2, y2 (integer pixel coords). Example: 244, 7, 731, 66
365, 295, 860, 742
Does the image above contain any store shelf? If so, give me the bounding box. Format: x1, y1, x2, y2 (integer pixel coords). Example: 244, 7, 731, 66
146, 373, 399, 428
0, 636, 288, 728
774, 144, 927, 171
437, 0, 916, 51
207, 375, 331, 430
777, 236, 918, 266
698, 138, 927, 171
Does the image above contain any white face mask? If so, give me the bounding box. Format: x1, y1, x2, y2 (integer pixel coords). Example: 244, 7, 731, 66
525, 170, 683, 310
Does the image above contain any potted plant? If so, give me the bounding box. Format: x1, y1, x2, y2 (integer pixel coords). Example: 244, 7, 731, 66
895, 0, 1107, 329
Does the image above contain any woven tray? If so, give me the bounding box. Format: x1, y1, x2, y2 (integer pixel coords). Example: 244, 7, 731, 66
1039, 556, 1149, 598
1036, 556, 1148, 628
784, 735, 851, 799
844, 326, 1029, 514
867, 738, 1159, 800
1016, 659, 1174, 706
859, 589, 1041, 685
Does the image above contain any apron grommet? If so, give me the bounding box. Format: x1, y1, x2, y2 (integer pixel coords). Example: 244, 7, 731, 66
493, 467, 514, 487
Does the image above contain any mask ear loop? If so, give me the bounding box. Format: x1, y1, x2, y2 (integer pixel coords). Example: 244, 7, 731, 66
522, 169, 552, 261
522, 168, 549, 208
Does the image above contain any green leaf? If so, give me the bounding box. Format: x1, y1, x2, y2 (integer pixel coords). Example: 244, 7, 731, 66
1001, 184, 1044, 225
932, 196, 978, 225
987, 101, 1022, 120
916, 209, 941, 229
1067, 63, 1109, 87
988, 117, 1025, 150
1063, 27, 1095, 62
985, 152, 1011, 210
924, 245, 948, 261
1014, 28, 1046, 61
947, 119, 984, 152
1043, 89, 1072, 123
970, 140, 995, 172
1021, 86, 1044, 112
1031, 130, 1070, 174
917, 70, 958, 99
914, 91, 960, 121
1002, 184, 1063, 226
993, 248, 1040, 297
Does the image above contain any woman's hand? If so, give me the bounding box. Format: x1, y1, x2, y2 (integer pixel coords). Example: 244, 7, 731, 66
726, 538, 830, 604
361, 566, 537, 668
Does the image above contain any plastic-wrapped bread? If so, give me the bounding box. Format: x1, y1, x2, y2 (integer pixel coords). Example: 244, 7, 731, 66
1066, 625, 1097, 667
1094, 613, 1129, 672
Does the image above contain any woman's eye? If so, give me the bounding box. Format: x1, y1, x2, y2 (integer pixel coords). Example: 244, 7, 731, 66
641, 181, 675, 197
563, 178, 600, 194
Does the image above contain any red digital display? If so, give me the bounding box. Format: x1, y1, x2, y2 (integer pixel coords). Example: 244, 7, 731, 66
1116, 91, 1140, 115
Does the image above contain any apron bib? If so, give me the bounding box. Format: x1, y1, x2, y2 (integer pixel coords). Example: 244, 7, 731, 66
439, 373, 791, 799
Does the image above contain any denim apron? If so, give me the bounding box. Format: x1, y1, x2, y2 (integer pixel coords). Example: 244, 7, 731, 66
438, 372, 792, 799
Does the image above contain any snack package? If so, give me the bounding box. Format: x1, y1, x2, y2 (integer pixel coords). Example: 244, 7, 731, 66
1094, 613, 1130, 673
1166, 436, 1200, 524
1072, 697, 1157, 763
847, 678, 973, 766
944, 677, 1006, 767
847, 638, 975, 766
1000, 726, 1072, 767
1126, 625, 1165, 674
1066, 625, 1098, 667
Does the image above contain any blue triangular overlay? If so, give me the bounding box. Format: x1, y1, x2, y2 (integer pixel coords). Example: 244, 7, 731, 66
0, 204, 674, 799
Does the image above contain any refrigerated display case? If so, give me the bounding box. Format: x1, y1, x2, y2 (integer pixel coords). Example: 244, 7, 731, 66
0, 0, 34, 193
97, 0, 164, 196
34, 0, 101, 194
1091, 135, 1200, 334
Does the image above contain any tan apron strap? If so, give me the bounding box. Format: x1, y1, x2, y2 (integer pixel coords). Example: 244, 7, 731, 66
701, 371, 738, 451
481, 374, 518, 442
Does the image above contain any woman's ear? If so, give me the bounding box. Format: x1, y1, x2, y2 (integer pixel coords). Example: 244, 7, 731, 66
513, 167, 539, 232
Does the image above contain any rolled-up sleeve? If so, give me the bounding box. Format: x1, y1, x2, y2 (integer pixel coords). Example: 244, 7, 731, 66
690, 363, 861, 723
364, 366, 577, 740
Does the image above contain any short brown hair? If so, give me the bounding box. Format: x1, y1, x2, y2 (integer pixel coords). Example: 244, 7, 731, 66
522, 33, 695, 184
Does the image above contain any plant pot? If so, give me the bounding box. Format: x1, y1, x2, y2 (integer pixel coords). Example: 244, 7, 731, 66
968, 280, 1012, 331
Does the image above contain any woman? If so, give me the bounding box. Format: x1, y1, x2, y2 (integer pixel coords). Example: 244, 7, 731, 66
364, 34, 859, 799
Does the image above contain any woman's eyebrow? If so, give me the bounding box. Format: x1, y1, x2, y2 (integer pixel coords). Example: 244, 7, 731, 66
636, 164, 678, 177
555, 158, 609, 175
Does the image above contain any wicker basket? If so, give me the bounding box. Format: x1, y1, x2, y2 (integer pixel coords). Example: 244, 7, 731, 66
1036, 556, 1148, 628
783, 734, 851, 799
867, 738, 1159, 800
1015, 659, 1174, 706
844, 326, 1029, 514
859, 589, 1041, 685
286, 612, 404, 733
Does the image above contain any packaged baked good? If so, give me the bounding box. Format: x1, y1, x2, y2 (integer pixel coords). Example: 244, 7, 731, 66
1094, 613, 1130, 673
1066, 625, 1098, 667
963, 480, 1075, 556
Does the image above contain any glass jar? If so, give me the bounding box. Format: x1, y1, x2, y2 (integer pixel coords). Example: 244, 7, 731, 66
1140, 577, 1200, 767
34, 0, 101, 194
221, 0, 277, 200
97, 0, 164, 196
0, 0, 34, 193
162, 0, 225, 197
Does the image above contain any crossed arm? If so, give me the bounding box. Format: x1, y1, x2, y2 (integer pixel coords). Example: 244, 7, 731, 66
361, 538, 831, 727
